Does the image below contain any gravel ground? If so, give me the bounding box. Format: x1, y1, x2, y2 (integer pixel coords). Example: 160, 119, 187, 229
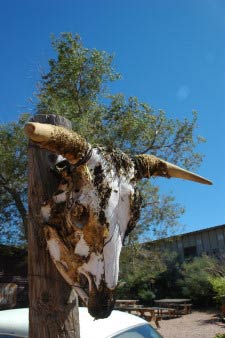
153, 309, 225, 338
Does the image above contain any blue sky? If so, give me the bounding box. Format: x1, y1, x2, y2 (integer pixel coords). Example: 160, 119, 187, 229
0, 0, 224, 236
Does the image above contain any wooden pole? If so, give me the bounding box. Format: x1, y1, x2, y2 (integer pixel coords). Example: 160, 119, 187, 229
27, 114, 80, 338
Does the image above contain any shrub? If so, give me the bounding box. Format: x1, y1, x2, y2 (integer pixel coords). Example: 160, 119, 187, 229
209, 277, 225, 306
155, 251, 183, 298
180, 255, 217, 306
117, 246, 165, 304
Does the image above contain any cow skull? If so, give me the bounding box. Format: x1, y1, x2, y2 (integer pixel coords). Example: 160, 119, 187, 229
24, 122, 212, 319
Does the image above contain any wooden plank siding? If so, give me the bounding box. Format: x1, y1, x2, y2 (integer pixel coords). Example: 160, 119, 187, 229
216, 228, 225, 252
143, 224, 225, 261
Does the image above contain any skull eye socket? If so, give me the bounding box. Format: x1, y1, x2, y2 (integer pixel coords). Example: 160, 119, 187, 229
76, 221, 85, 229
48, 153, 58, 163
70, 203, 89, 229
56, 160, 69, 170
50, 159, 71, 175
56, 160, 67, 168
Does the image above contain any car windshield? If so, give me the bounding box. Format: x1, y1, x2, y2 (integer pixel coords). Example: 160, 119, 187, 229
112, 324, 162, 338
0, 336, 24, 338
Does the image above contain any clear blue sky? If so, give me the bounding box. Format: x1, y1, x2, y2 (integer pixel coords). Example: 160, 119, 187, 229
0, 0, 224, 236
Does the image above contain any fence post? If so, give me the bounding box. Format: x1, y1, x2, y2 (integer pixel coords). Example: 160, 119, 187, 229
27, 114, 80, 338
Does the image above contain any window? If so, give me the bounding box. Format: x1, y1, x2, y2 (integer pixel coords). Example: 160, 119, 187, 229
112, 324, 162, 338
0, 335, 24, 338
183, 246, 197, 259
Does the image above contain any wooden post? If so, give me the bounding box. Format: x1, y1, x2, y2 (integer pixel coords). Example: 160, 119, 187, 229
27, 115, 80, 338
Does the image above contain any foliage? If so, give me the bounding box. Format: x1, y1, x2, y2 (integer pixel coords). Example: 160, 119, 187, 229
118, 246, 225, 307
136, 183, 185, 240
117, 245, 166, 304
214, 335, 225, 338
37, 34, 204, 168
209, 276, 225, 305
154, 251, 183, 298
0, 33, 206, 244
0, 114, 30, 245
118, 248, 184, 303
36, 33, 120, 145
180, 255, 217, 306
36, 32, 205, 240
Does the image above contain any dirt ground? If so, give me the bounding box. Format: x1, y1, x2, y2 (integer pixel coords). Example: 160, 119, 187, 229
153, 309, 225, 338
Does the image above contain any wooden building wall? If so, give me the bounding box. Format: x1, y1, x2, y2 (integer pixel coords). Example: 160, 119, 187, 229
0, 245, 28, 308
145, 224, 225, 261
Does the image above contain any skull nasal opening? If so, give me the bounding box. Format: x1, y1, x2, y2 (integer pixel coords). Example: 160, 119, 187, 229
88, 282, 115, 319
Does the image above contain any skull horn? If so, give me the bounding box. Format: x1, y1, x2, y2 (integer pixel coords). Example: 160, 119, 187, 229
133, 154, 212, 185
24, 122, 90, 164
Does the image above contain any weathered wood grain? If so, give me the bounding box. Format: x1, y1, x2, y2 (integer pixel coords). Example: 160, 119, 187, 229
28, 114, 80, 338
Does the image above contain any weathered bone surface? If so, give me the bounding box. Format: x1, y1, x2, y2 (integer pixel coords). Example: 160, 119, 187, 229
24, 122, 212, 319
133, 154, 212, 185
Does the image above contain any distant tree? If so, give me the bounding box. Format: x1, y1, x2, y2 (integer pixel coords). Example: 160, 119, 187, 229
117, 245, 166, 304
118, 250, 224, 306
209, 276, 225, 306
36, 33, 205, 240
154, 251, 183, 298
0, 33, 205, 245
0, 114, 30, 245
180, 255, 217, 306
208, 259, 225, 306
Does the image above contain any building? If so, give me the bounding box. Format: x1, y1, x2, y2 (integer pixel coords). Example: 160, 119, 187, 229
0, 245, 28, 308
143, 224, 225, 261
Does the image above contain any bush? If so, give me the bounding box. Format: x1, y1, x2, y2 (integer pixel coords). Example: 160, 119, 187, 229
155, 251, 183, 298
137, 287, 156, 304
118, 246, 223, 308
180, 255, 217, 306
117, 246, 165, 304
209, 277, 225, 306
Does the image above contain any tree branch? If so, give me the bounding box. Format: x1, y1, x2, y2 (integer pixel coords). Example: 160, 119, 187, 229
0, 178, 28, 239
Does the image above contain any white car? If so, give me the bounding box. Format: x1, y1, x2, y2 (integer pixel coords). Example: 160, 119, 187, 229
0, 307, 163, 338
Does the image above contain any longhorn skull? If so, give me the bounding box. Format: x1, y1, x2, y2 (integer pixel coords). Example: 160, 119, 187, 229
24, 122, 212, 319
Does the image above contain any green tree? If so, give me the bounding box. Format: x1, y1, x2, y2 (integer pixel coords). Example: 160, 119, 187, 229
36, 33, 204, 240
36, 33, 120, 145
155, 251, 183, 298
0, 114, 30, 245
180, 255, 217, 306
118, 248, 185, 303
0, 33, 205, 245
37, 35, 204, 166
210, 277, 225, 305
117, 244, 166, 304
208, 261, 225, 306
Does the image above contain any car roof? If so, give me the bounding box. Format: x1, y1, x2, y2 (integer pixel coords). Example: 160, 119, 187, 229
0, 308, 28, 337
79, 307, 148, 338
0, 307, 149, 338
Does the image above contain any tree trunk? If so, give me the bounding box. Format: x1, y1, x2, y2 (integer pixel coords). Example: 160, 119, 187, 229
28, 114, 80, 338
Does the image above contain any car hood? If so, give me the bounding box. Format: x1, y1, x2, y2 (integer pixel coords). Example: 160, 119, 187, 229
0, 307, 152, 338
